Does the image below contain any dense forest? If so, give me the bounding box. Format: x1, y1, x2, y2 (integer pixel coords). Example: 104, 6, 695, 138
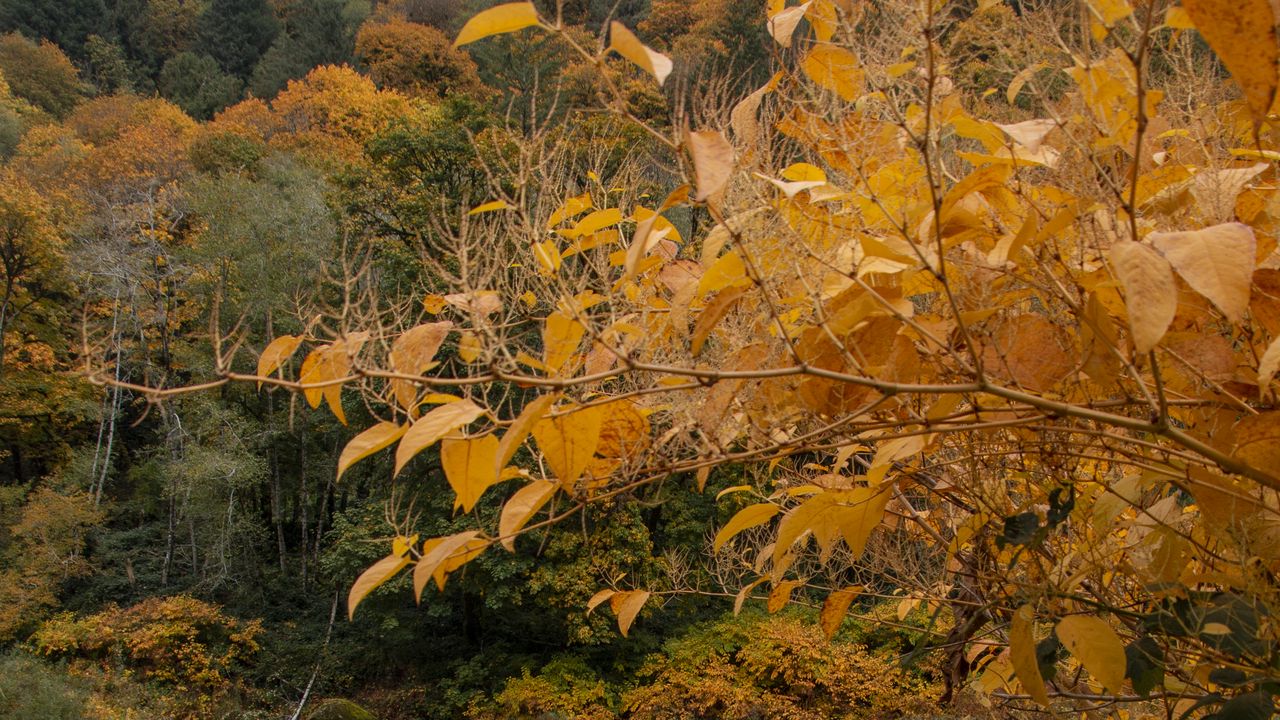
2, 0, 1280, 718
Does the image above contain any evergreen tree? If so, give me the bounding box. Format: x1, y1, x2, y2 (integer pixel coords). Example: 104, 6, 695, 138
195, 0, 278, 78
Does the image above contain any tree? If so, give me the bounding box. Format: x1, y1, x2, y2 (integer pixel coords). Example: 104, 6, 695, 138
0, 169, 65, 375
159, 51, 243, 120
195, 0, 279, 78
0, 33, 83, 117
0, 0, 109, 61
83, 34, 134, 94
354, 17, 485, 98
247, 0, 368, 99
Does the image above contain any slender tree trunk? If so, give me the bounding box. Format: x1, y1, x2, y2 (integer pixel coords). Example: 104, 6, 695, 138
299, 439, 308, 588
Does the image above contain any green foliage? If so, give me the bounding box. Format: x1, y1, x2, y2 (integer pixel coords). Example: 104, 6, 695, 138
83, 34, 134, 94
159, 51, 243, 120
309, 698, 379, 720
197, 0, 279, 78
0, 651, 92, 720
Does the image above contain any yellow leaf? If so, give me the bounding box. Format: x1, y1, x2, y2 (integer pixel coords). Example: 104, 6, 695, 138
1259, 335, 1280, 395
734, 578, 767, 615
624, 212, 673, 279
390, 321, 452, 409
457, 330, 482, 363
1182, 0, 1278, 122
697, 250, 749, 297
767, 580, 801, 613
1149, 223, 1256, 322
531, 406, 604, 488
609, 22, 672, 86
394, 400, 486, 475
299, 335, 367, 425
348, 552, 410, 620
801, 45, 862, 101
713, 503, 780, 551
1110, 240, 1177, 354
337, 422, 407, 481
498, 479, 558, 551
1164, 6, 1194, 29
547, 192, 593, 229
691, 286, 747, 356
773, 486, 890, 568
423, 294, 448, 314
609, 590, 651, 636
1056, 615, 1127, 694
1233, 411, 1280, 471
1006, 62, 1047, 105
561, 208, 623, 238
686, 129, 735, 203
257, 335, 302, 388
441, 434, 503, 512
819, 586, 861, 639
1087, 0, 1132, 27
586, 588, 616, 614
543, 312, 586, 374
413, 530, 485, 600
768, 1, 811, 47
532, 240, 561, 275
467, 199, 513, 214
716, 484, 754, 501
453, 2, 540, 47
1010, 605, 1051, 706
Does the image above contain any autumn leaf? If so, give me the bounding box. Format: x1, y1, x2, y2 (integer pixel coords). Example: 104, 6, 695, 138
801, 45, 862, 101
413, 530, 485, 600
394, 400, 486, 475
1182, 0, 1278, 123
257, 335, 302, 388
819, 586, 861, 640
531, 405, 603, 488
390, 321, 452, 409
608, 22, 672, 86
348, 551, 411, 620
767, 580, 801, 613
691, 286, 747, 356
1109, 240, 1176, 354
1259, 336, 1280, 395
1010, 605, 1050, 706
337, 422, 407, 481
609, 590, 651, 637
768, 2, 811, 47
713, 503, 779, 551
1056, 615, 1127, 694
498, 479, 558, 551
686, 129, 735, 203
441, 434, 503, 512
453, 2, 541, 47
468, 199, 513, 214
542, 312, 585, 374
1149, 223, 1255, 322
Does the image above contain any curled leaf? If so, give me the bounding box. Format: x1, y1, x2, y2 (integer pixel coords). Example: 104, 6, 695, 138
454, 2, 540, 47
609, 21, 673, 85
498, 479, 558, 551
337, 422, 407, 481
257, 335, 303, 388
394, 400, 486, 475
348, 552, 410, 620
